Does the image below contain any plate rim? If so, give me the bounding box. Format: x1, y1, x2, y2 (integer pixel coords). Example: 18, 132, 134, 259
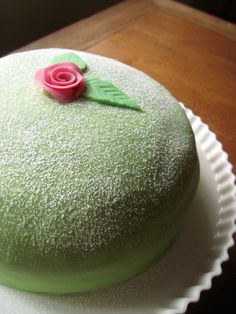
167, 103, 236, 314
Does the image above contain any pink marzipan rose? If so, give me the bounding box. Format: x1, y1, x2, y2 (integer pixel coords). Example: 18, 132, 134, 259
35, 62, 85, 102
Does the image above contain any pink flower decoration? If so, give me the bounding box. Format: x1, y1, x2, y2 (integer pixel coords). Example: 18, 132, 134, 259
35, 62, 85, 102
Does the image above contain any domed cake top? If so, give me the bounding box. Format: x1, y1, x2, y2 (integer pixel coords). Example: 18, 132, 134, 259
0, 49, 199, 294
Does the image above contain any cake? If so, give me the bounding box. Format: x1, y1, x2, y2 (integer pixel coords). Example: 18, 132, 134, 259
0, 49, 199, 294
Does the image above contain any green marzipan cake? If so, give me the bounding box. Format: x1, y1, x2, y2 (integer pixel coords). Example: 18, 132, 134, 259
0, 49, 199, 294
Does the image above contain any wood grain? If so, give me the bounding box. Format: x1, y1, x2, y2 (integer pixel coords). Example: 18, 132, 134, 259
16, 0, 157, 53
14, 1, 236, 313
154, 0, 236, 41
86, 10, 236, 167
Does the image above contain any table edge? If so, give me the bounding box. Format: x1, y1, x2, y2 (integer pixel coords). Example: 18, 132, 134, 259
154, 0, 236, 41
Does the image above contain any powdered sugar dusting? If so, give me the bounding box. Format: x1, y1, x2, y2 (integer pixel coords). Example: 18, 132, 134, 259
0, 50, 197, 272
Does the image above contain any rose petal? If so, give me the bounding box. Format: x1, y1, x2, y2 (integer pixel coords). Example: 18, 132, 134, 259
49, 88, 74, 102
44, 70, 83, 90
34, 68, 45, 88
50, 67, 76, 86
44, 66, 54, 85
73, 77, 86, 97
56, 72, 74, 82
34, 61, 85, 102
56, 62, 81, 73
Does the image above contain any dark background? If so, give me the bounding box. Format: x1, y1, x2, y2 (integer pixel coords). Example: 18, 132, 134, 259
187, 244, 236, 314
1, 0, 236, 56
177, 0, 236, 23
0, 0, 121, 56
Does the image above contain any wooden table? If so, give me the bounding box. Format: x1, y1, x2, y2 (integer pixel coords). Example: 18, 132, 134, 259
17, 0, 236, 312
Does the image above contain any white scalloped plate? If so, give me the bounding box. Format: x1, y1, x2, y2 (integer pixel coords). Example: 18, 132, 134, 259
0, 105, 235, 314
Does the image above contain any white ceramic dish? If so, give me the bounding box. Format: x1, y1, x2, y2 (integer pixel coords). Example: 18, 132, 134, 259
0, 105, 235, 314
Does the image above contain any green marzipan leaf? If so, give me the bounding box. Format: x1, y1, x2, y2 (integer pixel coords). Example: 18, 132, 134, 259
51, 53, 87, 72
82, 77, 142, 111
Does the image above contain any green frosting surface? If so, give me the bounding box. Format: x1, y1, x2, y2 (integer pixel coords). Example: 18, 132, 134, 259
0, 49, 199, 294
